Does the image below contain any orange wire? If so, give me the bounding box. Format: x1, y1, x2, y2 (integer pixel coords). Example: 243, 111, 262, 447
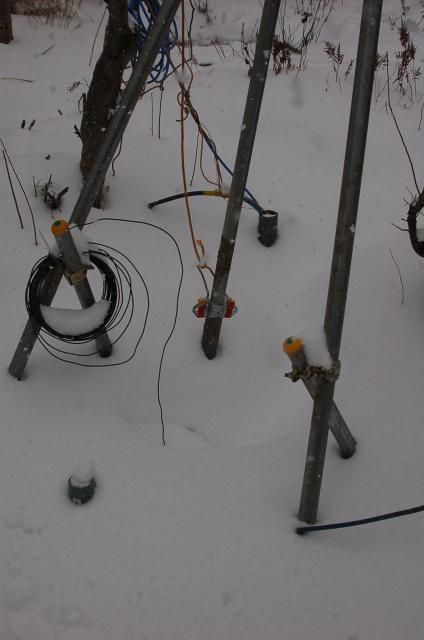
179, 0, 212, 295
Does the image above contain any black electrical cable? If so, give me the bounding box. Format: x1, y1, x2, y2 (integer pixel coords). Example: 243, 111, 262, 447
148, 189, 265, 216
84, 217, 185, 446
26, 253, 118, 342
296, 503, 424, 535
27, 217, 184, 445
35, 246, 138, 360
32, 247, 148, 366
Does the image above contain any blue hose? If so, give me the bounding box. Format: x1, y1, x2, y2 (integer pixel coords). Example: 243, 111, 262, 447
201, 129, 259, 204
128, 0, 259, 203
128, 0, 178, 84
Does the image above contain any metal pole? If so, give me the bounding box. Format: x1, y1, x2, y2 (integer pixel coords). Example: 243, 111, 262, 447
283, 338, 356, 458
51, 220, 113, 355
8, 0, 182, 379
201, 0, 282, 360
298, 0, 383, 524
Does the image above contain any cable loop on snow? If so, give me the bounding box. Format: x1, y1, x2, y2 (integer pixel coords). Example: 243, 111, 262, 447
26, 252, 119, 342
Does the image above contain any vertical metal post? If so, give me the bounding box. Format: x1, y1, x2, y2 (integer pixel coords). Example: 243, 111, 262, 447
201, 0, 282, 359
298, 0, 383, 524
8, 0, 182, 379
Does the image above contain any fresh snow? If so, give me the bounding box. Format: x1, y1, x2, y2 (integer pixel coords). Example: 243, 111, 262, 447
40, 299, 110, 335
69, 459, 96, 487
49, 226, 93, 266
1, 1, 424, 639
297, 327, 333, 369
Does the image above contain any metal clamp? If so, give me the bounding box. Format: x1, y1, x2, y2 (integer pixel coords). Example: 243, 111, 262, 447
285, 360, 341, 384
64, 266, 88, 286
193, 296, 238, 319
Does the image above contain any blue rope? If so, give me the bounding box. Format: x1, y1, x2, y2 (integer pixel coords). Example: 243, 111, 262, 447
201, 129, 259, 204
128, 0, 178, 84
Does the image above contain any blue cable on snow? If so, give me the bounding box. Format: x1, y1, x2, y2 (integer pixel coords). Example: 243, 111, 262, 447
201, 129, 259, 204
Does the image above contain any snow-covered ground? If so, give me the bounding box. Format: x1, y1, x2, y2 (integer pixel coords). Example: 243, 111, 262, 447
1, 1, 424, 638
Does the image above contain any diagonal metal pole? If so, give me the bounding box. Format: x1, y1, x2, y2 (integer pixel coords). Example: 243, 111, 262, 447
298, 0, 383, 524
51, 219, 114, 356
8, 0, 182, 379
283, 338, 356, 459
201, 0, 282, 360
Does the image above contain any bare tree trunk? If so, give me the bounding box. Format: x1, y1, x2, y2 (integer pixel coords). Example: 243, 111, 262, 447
80, 0, 138, 207
0, 0, 13, 44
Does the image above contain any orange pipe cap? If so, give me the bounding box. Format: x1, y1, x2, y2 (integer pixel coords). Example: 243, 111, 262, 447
283, 336, 303, 355
51, 219, 70, 237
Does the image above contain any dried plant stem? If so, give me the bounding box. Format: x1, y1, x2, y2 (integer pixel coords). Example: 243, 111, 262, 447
89, 6, 107, 67
158, 84, 164, 139
389, 249, 405, 304
40, 44, 55, 55
0, 77, 33, 83
385, 57, 420, 194
0, 139, 38, 245
3, 151, 24, 230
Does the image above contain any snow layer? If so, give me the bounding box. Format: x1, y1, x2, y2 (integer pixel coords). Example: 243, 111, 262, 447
40, 300, 110, 335
0, 1, 424, 639
49, 227, 93, 266
298, 327, 332, 368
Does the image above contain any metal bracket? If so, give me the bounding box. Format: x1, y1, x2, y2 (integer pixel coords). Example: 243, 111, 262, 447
193, 297, 237, 319
64, 266, 88, 286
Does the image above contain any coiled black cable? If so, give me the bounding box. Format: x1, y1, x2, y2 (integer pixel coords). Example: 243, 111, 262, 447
26, 252, 118, 342
25, 218, 183, 445
30, 246, 147, 365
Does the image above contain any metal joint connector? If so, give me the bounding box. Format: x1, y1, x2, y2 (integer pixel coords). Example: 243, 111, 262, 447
65, 267, 88, 286
285, 360, 341, 384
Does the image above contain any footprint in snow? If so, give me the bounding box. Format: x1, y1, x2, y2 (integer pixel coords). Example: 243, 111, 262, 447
163, 423, 209, 448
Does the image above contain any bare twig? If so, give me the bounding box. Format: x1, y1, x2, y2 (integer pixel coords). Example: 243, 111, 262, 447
3, 151, 24, 230
158, 84, 164, 139
385, 55, 420, 194
389, 249, 405, 304
89, 6, 107, 66
0, 139, 38, 245
391, 222, 408, 231
0, 77, 33, 83
40, 43, 56, 55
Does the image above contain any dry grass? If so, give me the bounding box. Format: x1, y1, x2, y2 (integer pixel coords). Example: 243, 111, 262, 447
13, 0, 80, 27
